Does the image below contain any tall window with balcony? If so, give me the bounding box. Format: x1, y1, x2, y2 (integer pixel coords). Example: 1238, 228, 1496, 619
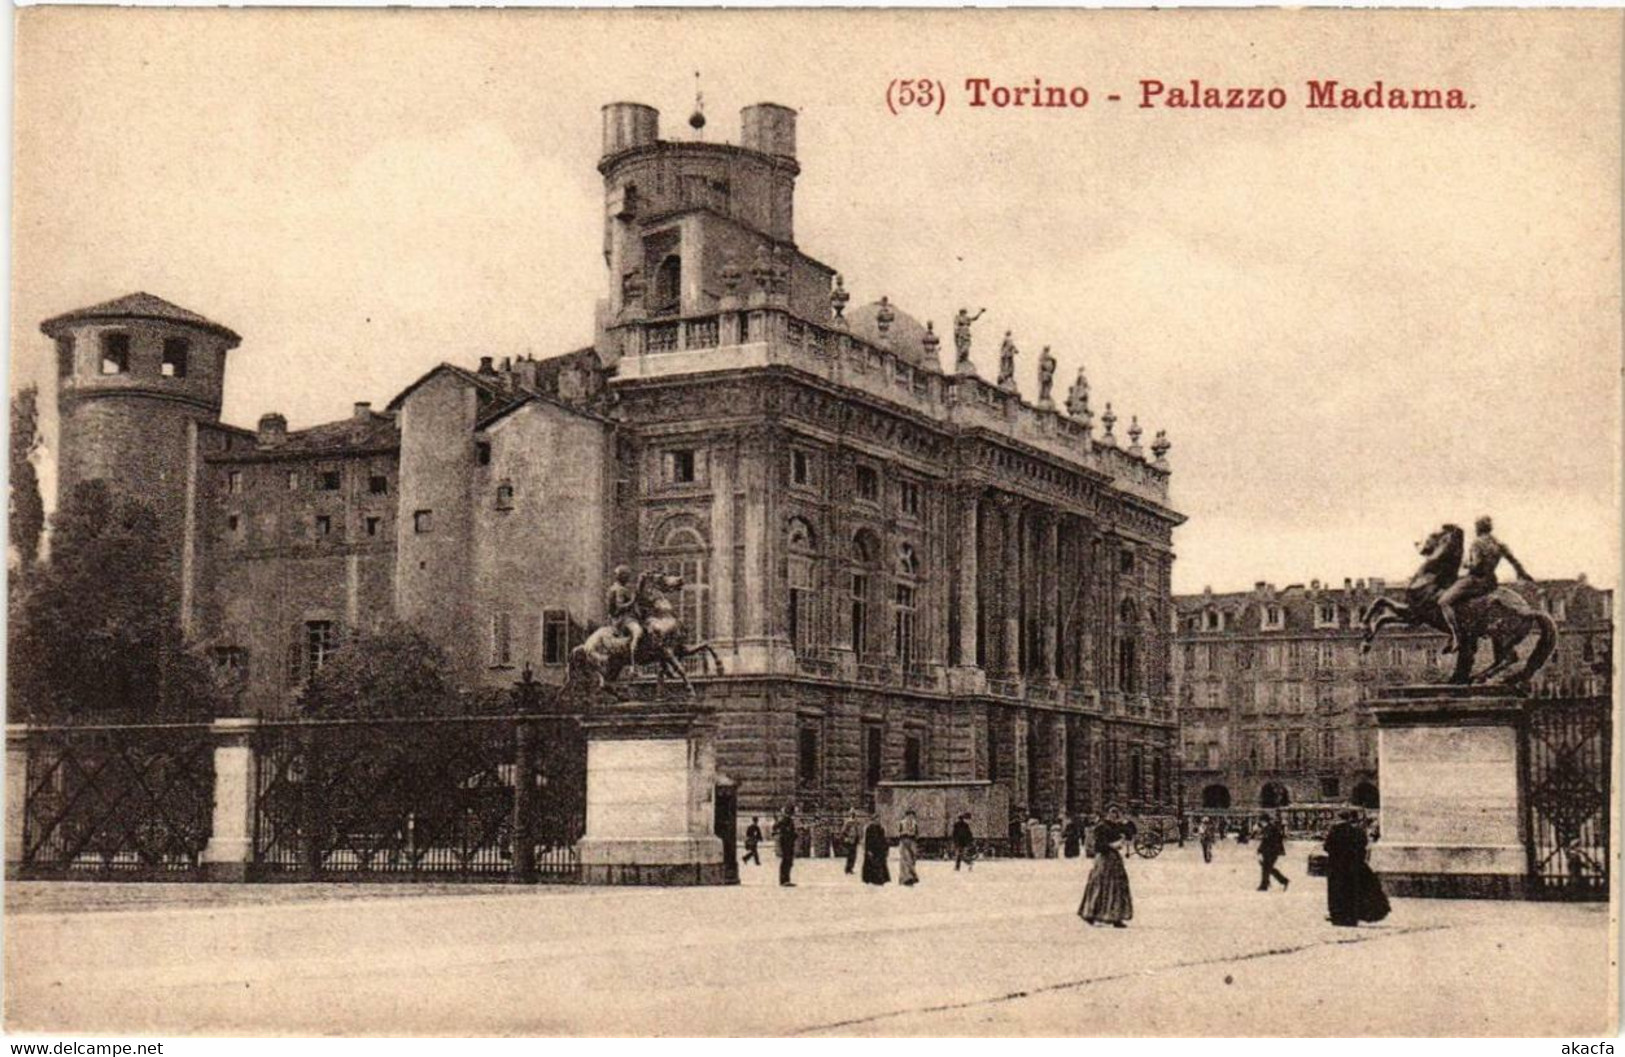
894, 543, 920, 666
651, 254, 681, 316
786, 518, 818, 655
850, 530, 879, 658
1117, 598, 1139, 694
657, 520, 709, 646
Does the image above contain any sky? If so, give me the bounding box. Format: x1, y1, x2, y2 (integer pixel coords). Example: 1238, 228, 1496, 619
10, 8, 1621, 595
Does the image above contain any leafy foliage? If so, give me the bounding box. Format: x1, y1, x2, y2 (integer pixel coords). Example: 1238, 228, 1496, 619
297, 620, 457, 719
9, 480, 227, 723
9, 385, 44, 568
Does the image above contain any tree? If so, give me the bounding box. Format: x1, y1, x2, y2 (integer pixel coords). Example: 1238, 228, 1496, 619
297, 620, 457, 719
9, 385, 44, 569
8, 480, 224, 722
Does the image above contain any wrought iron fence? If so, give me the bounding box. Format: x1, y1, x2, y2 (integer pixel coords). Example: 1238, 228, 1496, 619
252, 714, 586, 882
1525, 699, 1610, 900
19, 724, 215, 879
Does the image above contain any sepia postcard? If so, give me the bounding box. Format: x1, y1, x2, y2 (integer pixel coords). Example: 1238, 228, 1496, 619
4, 6, 1620, 1042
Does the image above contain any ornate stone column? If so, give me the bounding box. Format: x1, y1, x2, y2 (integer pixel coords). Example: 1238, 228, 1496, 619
1044, 515, 1060, 680
949, 487, 985, 695
1001, 497, 1023, 675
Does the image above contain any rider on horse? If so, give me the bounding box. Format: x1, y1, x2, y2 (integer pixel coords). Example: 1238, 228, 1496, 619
605, 565, 645, 661
1438, 516, 1532, 657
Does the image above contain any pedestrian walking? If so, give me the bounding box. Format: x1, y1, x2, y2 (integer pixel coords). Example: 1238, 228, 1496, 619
1257, 814, 1290, 891
1324, 810, 1389, 927
1198, 817, 1216, 864
839, 808, 863, 876
1177, 815, 1189, 849
861, 816, 891, 886
1046, 819, 1063, 859
772, 803, 797, 887
952, 813, 976, 871
1062, 814, 1082, 859
897, 809, 921, 886
1078, 806, 1134, 928
743, 816, 763, 866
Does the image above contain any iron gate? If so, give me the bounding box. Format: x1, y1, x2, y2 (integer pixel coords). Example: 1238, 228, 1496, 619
1525, 699, 1610, 900
19, 724, 215, 879
251, 714, 586, 882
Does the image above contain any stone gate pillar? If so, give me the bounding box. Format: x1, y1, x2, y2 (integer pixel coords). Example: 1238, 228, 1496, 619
577, 700, 727, 885
1368, 686, 1529, 899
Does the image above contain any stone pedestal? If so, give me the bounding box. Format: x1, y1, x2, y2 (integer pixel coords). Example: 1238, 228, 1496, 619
1368, 686, 1530, 899
6, 726, 29, 877
199, 718, 260, 882
576, 701, 727, 885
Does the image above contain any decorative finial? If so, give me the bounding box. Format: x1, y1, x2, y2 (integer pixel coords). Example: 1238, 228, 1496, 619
1101, 402, 1117, 445
1152, 429, 1171, 469
689, 71, 706, 135
876, 296, 896, 339
830, 274, 850, 326
1128, 415, 1144, 456
922, 321, 941, 364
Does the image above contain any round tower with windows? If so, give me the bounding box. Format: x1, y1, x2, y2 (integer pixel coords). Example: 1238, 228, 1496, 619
40, 291, 240, 565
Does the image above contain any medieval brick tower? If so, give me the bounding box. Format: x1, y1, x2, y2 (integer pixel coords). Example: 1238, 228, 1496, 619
40, 292, 241, 605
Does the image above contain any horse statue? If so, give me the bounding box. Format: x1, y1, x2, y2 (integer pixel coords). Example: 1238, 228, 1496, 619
565, 571, 724, 699
1359, 523, 1556, 689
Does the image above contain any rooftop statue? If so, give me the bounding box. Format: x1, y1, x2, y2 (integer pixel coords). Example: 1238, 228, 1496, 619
997, 331, 1019, 390
568, 568, 724, 698
1036, 346, 1057, 407
1359, 519, 1554, 689
953, 307, 985, 373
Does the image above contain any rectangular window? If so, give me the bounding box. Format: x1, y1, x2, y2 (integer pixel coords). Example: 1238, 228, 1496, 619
100, 333, 130, 375
1206, 683, 1223, 709
490, 612, 512, 667
368, 475, 389, 495
788, 558, 813, 654
212, 646, 247, 675
161, 337, 189, 378
364, 516, 381, 538
56, 336, 74, 377
1262, 605, 1284, 630
542, 610, 570, 666
496, 483, 515, 510
1315, 603, 1339, 628
227, 470, 243, 494
1320, 776, 1341, 799
1317, 642, 1336, 668
664, 449, 697, 484
1286, 731, 1302, 769
315, 515, 332, 537
791, 450, 810, 486
1119, 550, 1135, 574
1205, 742, 1222, 770
899, 480, 921, 517
903, 733, 923, 781
318, 470, 341, 491
850, 573, 869, 656
226, 514, 242, 541
287, 471, 299, 492
1321, 730, 1337, 761
894, 583, 916, 664
864, 724, 884, 789
305, 621, 336, 677
1286, 682, 1303, 710
414, 510, 433, 534
797, 722, 821, 789
855, 465, 879, 502
476, 441, 492, 467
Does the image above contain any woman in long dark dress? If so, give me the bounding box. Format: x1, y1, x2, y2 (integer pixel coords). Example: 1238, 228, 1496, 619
1078, 806, 1134, 928
1062, 815, 1082, 859
1324, 810, 1367, 926
861, 818, 891, 886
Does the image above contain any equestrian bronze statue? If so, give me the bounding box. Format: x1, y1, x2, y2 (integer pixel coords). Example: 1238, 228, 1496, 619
1359, 522, 1555, 689
566, 569, 724, 698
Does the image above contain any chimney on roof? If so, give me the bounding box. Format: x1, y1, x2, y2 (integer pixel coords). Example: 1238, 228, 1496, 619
353, 402, 371, 420
1344, 578, 1353, 591
477, 356, 497, 377
1370, 577, 1385, 591
1254, 581, 1266, 592
1311, 579, 1321, 591
514, 358, 540, 391
256, 412, 287, 449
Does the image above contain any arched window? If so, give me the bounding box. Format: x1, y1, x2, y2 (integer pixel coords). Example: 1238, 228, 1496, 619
786, 518, 818, 653
1351, 781, 1380, 809
653, 255, 681, 315
1202, 784, 1232, 809
655, 518, 708, 642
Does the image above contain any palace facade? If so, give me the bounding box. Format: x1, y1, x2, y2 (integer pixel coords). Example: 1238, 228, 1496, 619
1171, 576, 1614, 813
41, 99, 1186, 822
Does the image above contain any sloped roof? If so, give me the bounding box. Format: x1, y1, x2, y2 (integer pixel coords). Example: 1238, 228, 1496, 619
40, 292, 241, 345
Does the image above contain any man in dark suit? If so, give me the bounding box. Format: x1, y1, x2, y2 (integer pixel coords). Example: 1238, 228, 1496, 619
742, 816, 763, 866
1257, 813, 1290, 891
772, 803, 798, 887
